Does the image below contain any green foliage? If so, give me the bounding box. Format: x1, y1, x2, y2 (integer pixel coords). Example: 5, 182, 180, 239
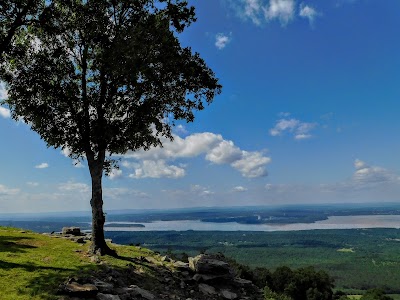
360, 289, 394, 300
2, 0, 221, 162
270, 266, 334, 300
109, 229, 400, 293
264, 286, 292, 300
0, 0, 43, 55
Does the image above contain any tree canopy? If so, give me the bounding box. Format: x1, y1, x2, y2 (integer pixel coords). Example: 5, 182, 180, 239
0, 0, 43, 55
1, 0, 221, 254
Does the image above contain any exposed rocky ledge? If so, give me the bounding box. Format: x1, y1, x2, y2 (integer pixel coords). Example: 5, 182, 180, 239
58, 253, 262, 300
47, 227, 262, 299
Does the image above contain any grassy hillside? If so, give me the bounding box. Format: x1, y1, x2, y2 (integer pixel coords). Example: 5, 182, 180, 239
0, 226, 154, 300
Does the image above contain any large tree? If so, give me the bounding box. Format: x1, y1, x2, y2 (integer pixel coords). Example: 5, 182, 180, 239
1, 0, 221, 255
0, 0, 43, 56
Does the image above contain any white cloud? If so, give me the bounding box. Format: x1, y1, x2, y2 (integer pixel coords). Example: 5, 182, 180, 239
35, 163, 49, 169
61, 147, 85, 168
264, 0, 295, 25
0, 82, 8, 100
352, 159, 400, 186
121, 132, 270, 178
104, 187, 149, 199
241, 0, 263, 25
128, 160, 185, 179
215, 33, 232, 50
270, 117, 317, 140
0, 107, 10, 118
205, 140, 242, 164
299, 3, 319, 24
27, 182, 39, 187
58, 181, 89, 193
174, 124, 188, 136
190, 184, 214, 197
0, 184, 19, 196
108, 169, 123, 180
233, 186, 248, 192
231, 151, 270, 178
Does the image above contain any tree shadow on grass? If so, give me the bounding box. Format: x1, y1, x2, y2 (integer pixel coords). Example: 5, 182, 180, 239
0, 236, 37, 253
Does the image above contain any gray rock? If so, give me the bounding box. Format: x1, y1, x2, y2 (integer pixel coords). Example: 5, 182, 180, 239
189, 254, 233, 278
233, 278, 253, 287
129, 285, 155, 300
90, 255, 101, 263
221, 289, 238, 299
96, 293, 121, 300
62, 282, 98, 297
92, 280, 114, 293
198, 283, 217, 295
62, 227, 81, 236
161, 255, 171, 262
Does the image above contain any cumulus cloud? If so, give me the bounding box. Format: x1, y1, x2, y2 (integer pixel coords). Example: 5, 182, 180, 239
352, 159, 400, 186
0, 82, 8, 99
0, 184, 19, 196
269, 117, 317, 140
174, 124, 188, 136
0, 107, 10, 118
205, 140, 242, 164
58, 181, 89, 193
128, 160, 185, 179
108, 169, 123, 180
121, 132, 270, 178
233, 186, 248, 192
264, 0, 295, 25
231, 151, 270, 178
61, 147, 85, 168
240, 0, 263, 25
263, 159, 400, 204
190, 184, 214, 197
228, 0, 323, 27
299, 3, 319, 24
35, 163, 49, 169
0, 83, 10, 118
215, 33, 232, 50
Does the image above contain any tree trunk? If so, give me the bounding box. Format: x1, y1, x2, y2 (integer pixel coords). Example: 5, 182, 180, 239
88, 160, 114, 255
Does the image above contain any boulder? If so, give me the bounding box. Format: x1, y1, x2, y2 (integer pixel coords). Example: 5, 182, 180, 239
62, 227, 81, 236
62, 282, 98, 297
189, 254, 234, 279
96, 293, 121, 300
129, 285, 155, 300
221, 289, 238, 299
198, 283, 217, 295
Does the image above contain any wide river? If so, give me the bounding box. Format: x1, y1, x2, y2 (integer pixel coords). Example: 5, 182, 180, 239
103, 215, 400, 232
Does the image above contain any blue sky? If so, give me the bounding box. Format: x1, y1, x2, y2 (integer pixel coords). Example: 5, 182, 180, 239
1, 0, 400, 213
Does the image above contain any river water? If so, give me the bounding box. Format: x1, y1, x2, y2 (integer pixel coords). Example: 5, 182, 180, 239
103, 215, 400, 232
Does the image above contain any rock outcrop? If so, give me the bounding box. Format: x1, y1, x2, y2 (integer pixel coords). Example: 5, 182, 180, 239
58, 253, 263, 300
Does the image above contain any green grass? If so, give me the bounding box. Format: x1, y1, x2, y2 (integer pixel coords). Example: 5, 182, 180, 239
0, 226, 155, 300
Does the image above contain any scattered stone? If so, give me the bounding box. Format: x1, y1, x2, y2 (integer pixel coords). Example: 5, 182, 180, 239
92, 280, 114, 293
198, 283, 217, 295
90, 255, 101, 263
161, 255, 171, 262
189, 254, 234, 279
62, 282, 98, 297
130, 285, 155, 300
96, 293, 121, 300
62, 227, 81, 236
221, 289, 238, 299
